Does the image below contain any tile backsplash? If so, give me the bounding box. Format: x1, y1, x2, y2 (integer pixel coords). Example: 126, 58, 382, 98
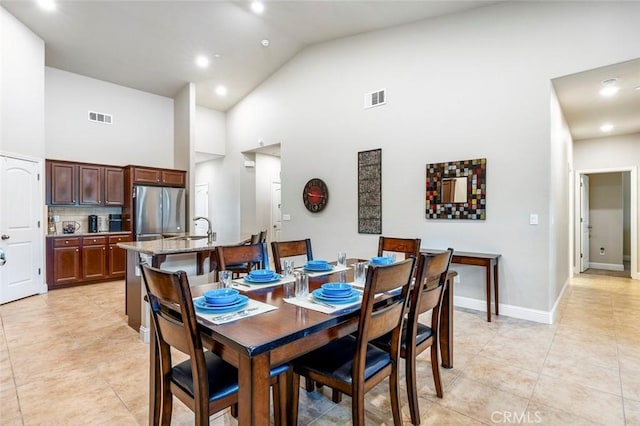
48, 206, 122, 235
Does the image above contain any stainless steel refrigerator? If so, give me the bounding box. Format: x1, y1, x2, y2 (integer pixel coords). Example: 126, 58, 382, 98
133, 185, 186, 241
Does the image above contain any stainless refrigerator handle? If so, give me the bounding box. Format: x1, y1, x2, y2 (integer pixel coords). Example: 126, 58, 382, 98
0, 248, 6, 266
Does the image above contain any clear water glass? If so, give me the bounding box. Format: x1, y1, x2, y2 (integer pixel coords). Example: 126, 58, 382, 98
337, 251, 347, 267
219, 270, 232, 288
353, 262, 366, 286
283, 259, 295, 277
295, 272, 309, 298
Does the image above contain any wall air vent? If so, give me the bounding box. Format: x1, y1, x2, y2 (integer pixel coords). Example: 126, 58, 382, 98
364, 89, 386, 109
88, 110, 113, 125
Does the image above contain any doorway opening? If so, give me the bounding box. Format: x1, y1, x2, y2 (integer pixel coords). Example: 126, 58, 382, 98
575, 167, 637, 279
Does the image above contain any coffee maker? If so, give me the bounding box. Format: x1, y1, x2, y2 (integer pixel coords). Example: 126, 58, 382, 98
88, 215, 98, 233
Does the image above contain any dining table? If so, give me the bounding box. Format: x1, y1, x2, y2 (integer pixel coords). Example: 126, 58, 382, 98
148, 259, 456, 425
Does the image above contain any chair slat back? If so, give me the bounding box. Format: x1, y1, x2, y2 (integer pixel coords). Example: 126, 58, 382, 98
216, 243, 267, 272
271, 239, 313, 273
140, 264, 202, 354
377, 237, 421, 260
356, 257, 415, 346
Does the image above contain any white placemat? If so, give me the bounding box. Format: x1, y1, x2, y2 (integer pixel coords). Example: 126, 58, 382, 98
230, 275, 295, 292
297, 264, 351, 278
283, 294, 362, 314
197, 299, 278, 325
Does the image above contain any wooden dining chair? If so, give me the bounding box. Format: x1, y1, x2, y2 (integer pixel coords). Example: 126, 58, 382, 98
372, 249, 453, 425
287, 258, 416, 426
215, 242, 269, 278
271, 239, 313, 274
377, 236, 422, 260
139, 263, 288, 426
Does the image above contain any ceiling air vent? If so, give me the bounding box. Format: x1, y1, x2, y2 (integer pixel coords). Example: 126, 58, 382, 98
364, 89, 386, 109
88, 110, 113, 125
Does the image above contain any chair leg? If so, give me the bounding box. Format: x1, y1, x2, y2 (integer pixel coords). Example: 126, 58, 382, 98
390, 363, 402, 426
287, 370, 300, 426
160, 379, 173, 426
272, 373, 287, 426
352, 385, 365, 426
331, 388, 342, 403
405, 353, 420, 425
431, 344, 443, 398
305, 377, 315, 392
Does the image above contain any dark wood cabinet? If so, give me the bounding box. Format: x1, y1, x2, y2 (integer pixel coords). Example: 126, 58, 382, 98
47, 161, 77, 205
82, 236, 107, 280
130, 166, 186, 187
104, 167, 125, 205
50, 238, 82, 285
108, 234, 131, 276
46, 233, 132, 289
78, 165, 102, 205
161, 170, 186, 187
132, 167, 162, 184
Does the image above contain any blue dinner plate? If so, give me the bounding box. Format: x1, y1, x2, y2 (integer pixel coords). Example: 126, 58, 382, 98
312, 289, 360, 304
304, 264, 334, 272
244, 274, 282, 284
194, 295, 249, 312
317, 289, 357, 299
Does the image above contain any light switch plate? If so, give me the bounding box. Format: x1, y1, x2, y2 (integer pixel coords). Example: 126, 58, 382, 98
529, 214, 538, 225
282, 214, 291, 221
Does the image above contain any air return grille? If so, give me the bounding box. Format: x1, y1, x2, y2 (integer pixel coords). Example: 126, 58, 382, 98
88, 111, 113, 125
364, 89, 386, 109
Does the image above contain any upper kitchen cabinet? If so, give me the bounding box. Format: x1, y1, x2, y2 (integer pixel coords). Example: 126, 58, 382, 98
129, 166, 186, 187
46, 160, 125, 206
47, 161, 77, 205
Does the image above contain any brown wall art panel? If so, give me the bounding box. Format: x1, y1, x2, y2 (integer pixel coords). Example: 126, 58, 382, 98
358, 149, 382, 233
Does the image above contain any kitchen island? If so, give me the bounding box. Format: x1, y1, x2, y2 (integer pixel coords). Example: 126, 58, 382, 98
118, 236, 220, 341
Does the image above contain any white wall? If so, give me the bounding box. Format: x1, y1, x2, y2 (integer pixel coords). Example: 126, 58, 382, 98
223, 1, 640, 319
45, 67, 173, 167
1, 7, 45, 158
255, 153, 281, 239
173, 83, 194, 228
195, 106, 225, 156
589, 173, 623, 268
574, 132, 640, 275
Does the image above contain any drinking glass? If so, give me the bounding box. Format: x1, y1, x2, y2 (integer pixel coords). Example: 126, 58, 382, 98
337, 251, 347, 268
283, 259, 295, 277
283, 282, 295, 298
219, 270, 232, 288
353, 262, 366, 286
295, 272, 309, 298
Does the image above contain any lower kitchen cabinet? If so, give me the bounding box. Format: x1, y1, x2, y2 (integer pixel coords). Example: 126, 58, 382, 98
46, 233, 132, 289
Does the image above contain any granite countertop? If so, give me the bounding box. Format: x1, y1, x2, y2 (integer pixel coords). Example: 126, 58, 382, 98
117, 235, 219, 255
47, 231, 132, 238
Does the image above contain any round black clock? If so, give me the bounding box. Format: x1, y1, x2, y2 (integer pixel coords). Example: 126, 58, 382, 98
303, 178, 329, 213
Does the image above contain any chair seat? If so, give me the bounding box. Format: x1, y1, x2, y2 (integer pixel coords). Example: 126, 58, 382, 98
372, 322, 434, 353
292, 335, 391, 385
172, 351, 289, 402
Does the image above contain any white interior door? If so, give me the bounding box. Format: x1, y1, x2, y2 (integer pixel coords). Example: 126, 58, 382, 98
0, 156, 43, 304
194, 183, 209, 235
270, 182, 281, 242
580, 174, 590, 272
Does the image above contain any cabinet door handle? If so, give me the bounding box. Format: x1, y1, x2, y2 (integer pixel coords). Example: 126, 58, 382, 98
75, 249, 79, 252
1, 234, 10, 240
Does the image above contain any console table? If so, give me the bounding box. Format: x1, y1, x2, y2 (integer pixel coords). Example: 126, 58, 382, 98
422, 249, 501, 322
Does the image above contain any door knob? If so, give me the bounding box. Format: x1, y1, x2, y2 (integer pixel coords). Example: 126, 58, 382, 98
0, 248, 6, 266
1, 234, 9, 240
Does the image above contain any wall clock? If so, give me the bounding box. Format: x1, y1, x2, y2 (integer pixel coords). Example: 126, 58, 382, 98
303, 178, 329, 213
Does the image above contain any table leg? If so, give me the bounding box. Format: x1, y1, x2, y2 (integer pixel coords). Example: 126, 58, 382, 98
237, 353, 271, 426
485, 262, 492, 322
149, 320, 161, 425
440, 274, 454, 369
494, 259, 499, 317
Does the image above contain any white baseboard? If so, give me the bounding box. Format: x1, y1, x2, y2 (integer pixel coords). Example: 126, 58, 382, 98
139, 325, 150, 344
549, 277, 570, 324
589, 262, 624, 271
454, 296, 553, 324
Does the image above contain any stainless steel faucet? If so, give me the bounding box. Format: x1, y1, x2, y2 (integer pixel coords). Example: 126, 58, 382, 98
193, 216, 214, 244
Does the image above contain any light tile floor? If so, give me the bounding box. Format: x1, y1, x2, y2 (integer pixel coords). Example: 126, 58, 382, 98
1, 273, 639, 425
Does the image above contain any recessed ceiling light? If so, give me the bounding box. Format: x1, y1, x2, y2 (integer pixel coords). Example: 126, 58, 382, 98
261, 39, 270, 47
600, 123, 614, 133
599, 78, 619, 97
215, 85, 228, 96
251, 1, 265, 14
37, 0, 56, 11
195, 56, 209, 68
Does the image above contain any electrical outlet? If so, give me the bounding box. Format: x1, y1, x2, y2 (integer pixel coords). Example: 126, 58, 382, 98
600, 247, 605, 256
53, 215, 60, 223
454, 275, 461, 284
